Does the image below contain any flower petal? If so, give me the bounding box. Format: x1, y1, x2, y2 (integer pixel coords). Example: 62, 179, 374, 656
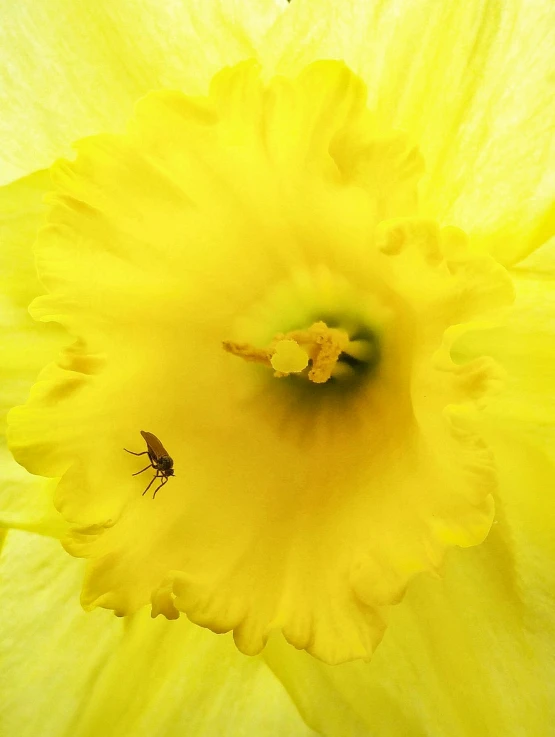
451, 253, 555, 590
0, 0, 287, 184
0, 455, 66, 537
453, 248, 555, 463
9, 62, 512, 663
0, 529, 317, 737
264, 523, 555, 736
0, 173, 66, 534
261, 245, 555, 734
269, 0, 555, 265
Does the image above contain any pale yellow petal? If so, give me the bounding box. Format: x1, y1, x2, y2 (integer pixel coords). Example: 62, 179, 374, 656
0, 456, 66, 537
268, 0, 555, 265
0, 0, 287, 184
453, 247, 555, 463
0, 530, 317, 737
265, 523, 555, 736
0, 173, 66, 534
0, 530, 123, 737
513, 234, 555, 275
261, 242, 555, 735
451, 251, 555, 575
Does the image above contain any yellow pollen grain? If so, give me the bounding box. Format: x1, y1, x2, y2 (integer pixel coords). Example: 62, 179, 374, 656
270, 340, 309, 374
223, 321, 351, 383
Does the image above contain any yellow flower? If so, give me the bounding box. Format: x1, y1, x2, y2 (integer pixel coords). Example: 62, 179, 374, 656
2, 1, 555, 735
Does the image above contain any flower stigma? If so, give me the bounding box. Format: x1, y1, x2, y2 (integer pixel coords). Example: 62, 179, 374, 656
8, 60, 514, 665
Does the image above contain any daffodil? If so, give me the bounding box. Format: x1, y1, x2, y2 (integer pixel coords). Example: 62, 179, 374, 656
2, 1, 555, 735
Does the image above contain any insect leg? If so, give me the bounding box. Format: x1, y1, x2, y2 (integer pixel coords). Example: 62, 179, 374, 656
133, 464, 153, 476
124, 449, 150, 456
152, 476, 167, 500
142, 472, 159, 497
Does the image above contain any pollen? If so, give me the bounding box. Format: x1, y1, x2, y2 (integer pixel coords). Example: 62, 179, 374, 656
223, 321, 354, 383
270, 340, 309, 375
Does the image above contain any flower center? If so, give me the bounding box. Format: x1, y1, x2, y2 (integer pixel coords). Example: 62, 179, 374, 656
8, 60, 513, 664
223, 319, 378, 383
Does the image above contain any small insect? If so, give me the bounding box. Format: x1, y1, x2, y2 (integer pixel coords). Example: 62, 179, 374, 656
124, 430, 174, 499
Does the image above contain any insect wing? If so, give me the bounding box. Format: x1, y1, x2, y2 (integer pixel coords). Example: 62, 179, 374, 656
140, 430, 168, 461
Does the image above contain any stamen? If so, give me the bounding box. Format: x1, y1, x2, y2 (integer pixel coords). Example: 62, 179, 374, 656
223, 321, 373, 384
